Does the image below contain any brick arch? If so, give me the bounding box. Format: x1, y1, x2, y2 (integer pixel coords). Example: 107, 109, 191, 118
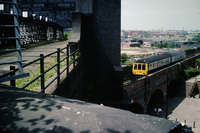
148, 89, 164, 104
146, 89, 164, 115
130, 102, 144, 114
168, 79, 178, 96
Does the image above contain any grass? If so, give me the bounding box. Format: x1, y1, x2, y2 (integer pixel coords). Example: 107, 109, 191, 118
2, 32, 79, 91
15, 55, 72, 91
123, 60, 134, 66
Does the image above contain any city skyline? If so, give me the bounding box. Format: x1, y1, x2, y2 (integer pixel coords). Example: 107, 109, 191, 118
121, 0, 200, 31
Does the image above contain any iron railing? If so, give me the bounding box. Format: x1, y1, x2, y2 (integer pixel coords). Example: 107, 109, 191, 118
3, 42, 79, 93
0, 0, 29, 81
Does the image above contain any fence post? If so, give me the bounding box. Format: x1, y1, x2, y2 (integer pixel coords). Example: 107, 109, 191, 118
165, 71, 168, 119
66, 45, 69, 88
193, 121, 195, 128
40, 54, 45, 93
73, 47, 75, 69
77, 41, 80, 72
10, 66, 16, 87
57, 48, 60, 89
72, 44, 76, 78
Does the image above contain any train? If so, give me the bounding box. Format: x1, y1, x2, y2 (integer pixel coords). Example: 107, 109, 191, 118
132, 51, 186, 75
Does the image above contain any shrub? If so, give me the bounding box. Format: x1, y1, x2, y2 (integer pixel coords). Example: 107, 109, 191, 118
183, 67, 200, 80
196, 58, 200, 66
124, 61, 134, 66
121, 53, 128, 64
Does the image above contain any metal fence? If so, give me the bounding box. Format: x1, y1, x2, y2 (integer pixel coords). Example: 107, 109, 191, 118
6, 42, 80, 93
0, 0, 29, 80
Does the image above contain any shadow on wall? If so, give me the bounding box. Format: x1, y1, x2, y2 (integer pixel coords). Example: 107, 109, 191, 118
79, 13, 122, 101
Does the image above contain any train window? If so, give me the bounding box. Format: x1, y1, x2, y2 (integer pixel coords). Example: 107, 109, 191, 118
142, 64, 146, 70
166, 58, 169, 64
138, 64, 141, 70
134, 64, 137, 70
149, 64, 153, 70
155, 62, 158, 67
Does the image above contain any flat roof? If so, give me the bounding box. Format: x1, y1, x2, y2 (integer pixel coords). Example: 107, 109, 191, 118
0, 84, 181, 133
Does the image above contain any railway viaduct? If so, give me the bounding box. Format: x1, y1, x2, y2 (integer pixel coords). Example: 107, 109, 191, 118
124, 54, 200, 114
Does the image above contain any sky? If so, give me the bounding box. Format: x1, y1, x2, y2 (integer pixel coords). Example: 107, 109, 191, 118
121, 0, 200, 31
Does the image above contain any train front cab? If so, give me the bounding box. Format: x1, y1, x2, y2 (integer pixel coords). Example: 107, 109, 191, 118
132, 63, 148, 75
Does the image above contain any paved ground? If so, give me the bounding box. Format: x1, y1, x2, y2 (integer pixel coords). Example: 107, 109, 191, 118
167, 74, 200, 133
168, 96, 200, 133
121, 47, 155, 56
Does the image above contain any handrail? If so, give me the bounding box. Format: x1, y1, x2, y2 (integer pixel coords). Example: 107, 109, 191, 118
0, 0, 27, 80
6, 41, 80, 94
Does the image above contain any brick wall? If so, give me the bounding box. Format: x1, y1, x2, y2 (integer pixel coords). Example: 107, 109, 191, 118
92, 0, 121, 66
79, 0, 122, 100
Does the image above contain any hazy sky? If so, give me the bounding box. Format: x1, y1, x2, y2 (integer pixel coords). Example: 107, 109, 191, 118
121, 0, 200, 31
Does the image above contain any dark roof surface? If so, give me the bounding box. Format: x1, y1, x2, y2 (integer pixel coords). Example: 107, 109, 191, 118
169, 51, 185, 57
136, 51, 186, 64
136, 54, 171, 63
0, 85, 181, 133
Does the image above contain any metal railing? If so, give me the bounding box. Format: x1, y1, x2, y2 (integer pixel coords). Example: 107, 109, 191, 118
0, 0, 29, 81
4, 42, 80, 93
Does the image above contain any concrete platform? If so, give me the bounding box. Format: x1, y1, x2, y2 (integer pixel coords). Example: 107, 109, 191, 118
0, 84, 181, 133
168, 96, 200, 133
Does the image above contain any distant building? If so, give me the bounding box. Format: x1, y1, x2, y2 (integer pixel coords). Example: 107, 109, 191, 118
144, 42, 151, 47
121, 42, 130, 49
121, 42, 142, 49
175, 41, 195, 45
130, 42, 141, 47
121, 30, 128, 38
181, 44, 200, 51
181, 45, 187, 51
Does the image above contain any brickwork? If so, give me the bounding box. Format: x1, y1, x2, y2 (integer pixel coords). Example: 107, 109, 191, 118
77, 0, 93, 14
92, 0, 121, 66
78, 0, 122, 100
125, 54, 200, 113
124, 64, 181, 113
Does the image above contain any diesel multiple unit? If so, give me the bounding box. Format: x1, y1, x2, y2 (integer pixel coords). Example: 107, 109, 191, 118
132, 51, 186, 75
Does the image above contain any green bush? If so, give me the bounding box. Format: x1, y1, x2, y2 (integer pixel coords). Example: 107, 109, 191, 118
121, 53, 128, 64
196, 58, 200, 66
124, 61, 134, 65
183, 67, 200, 80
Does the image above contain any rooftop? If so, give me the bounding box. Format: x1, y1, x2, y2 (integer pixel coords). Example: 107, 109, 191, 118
0, 84, 181, 133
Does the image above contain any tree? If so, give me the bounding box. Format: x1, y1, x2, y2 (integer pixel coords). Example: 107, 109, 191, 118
121, 53, 128, 64
192, 33, 200, 43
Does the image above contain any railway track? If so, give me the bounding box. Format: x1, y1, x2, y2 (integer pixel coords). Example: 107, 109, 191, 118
123, 73, 145, 86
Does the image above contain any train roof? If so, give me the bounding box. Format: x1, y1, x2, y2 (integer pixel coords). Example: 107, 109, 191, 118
168, 50, 185, 56
135, 50, 185, 64
135, 54, 171, 63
